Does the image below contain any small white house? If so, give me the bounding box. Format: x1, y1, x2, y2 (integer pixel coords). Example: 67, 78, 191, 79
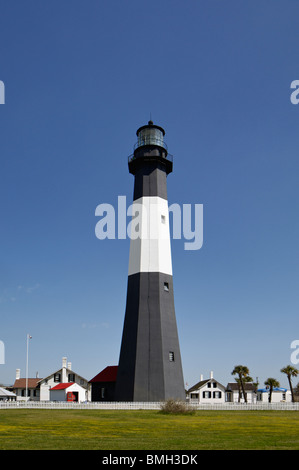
187, 372, 226, 404
50, 382, 86, 402
256, 387, 292, 403
226, 382, 257, 403
39, 357, 90, 401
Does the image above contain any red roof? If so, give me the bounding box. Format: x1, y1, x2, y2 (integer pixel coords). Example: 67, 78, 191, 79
13, 378, 41, 389
50, 382, 74, 391
89, 366, 118, 383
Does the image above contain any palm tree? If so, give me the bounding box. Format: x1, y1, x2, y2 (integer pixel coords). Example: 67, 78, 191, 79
232, 365, 250, 403
234, 375, 253, 402
280, 365, 299, 403
264, 378, 280, 403
234, 378, 242, 402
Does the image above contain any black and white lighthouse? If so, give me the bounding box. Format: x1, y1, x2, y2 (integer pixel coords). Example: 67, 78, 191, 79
115, 121, 185, 402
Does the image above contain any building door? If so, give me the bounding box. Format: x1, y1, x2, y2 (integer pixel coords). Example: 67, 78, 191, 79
67, 392, 78, 402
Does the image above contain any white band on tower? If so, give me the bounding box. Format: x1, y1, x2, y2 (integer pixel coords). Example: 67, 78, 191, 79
128, 196, 173, 276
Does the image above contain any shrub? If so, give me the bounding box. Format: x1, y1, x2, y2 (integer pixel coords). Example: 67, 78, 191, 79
160, 399, 195, 415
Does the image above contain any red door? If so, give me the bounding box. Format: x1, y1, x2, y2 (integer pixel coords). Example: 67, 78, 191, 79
67, 392, 76, 402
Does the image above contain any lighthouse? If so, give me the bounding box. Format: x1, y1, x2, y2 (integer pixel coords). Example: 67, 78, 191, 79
115, 120, 185, 402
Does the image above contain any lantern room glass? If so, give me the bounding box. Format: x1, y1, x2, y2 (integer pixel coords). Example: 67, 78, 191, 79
137, 127, 164, 149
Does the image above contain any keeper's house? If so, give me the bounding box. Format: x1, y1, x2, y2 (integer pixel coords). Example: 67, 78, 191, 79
38, 357, 90, 402
186, 372, 226, 404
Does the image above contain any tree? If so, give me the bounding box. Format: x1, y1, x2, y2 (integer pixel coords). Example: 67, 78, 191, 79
234, 378, 242, 402
280, 365, 299, 403
264, 378, 280, 403
234, 375, 253, 402
232, 365, 250, 403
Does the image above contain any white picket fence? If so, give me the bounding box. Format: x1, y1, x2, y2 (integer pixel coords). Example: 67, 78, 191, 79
0, 401, 299, 410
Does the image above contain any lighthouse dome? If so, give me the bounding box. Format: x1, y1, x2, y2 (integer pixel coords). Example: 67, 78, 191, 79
135, 121, 167, 151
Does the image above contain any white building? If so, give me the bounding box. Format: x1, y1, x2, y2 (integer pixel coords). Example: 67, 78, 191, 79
13, 369, 41, 401
256, 387, 292, 403
50, 382, 87, 402
187, 372, 226, 404
38, 357, 90, 402
225, 382, 257, 403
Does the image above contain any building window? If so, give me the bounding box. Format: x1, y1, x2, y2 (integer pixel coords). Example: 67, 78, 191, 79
68, 374, 75, 382
54, 373, 61, 382
164, 282, 169, 292
101, 387, 105, 399
213, 382, 217, 388
207, 382, 211, 388
203, 391, 211, 398
169, 351, 175, 362
213, 391, 222, 399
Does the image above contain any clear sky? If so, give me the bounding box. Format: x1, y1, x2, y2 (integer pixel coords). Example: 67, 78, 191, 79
0, 0, 298, 390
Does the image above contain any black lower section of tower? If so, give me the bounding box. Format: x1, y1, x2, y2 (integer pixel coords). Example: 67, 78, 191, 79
115, 272, 185, 401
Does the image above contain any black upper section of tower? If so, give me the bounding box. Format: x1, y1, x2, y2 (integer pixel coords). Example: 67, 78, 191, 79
128, 121, 173, 176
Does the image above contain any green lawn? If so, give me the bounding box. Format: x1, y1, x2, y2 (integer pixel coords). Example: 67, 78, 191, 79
0, 410, 298, 450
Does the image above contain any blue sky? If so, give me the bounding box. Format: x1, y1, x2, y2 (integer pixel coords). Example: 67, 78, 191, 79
0, 0, 298, 390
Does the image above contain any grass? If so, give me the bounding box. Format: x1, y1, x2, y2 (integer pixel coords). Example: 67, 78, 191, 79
0, 410, 299, 450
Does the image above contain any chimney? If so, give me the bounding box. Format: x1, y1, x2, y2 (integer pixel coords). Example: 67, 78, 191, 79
16, 369, 20, 380
200, 374, 203, 381
210, 371, 213, 379
62, 357, 67, 382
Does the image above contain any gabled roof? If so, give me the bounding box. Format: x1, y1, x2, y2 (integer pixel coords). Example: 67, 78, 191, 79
89, 366, 118, 383
38, 368, 87, 385
13, 378, 41, 389
226, 382, 256, 392
188, 379, 209, 393
188, 378, 225, 393
50, 382, 74, 391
